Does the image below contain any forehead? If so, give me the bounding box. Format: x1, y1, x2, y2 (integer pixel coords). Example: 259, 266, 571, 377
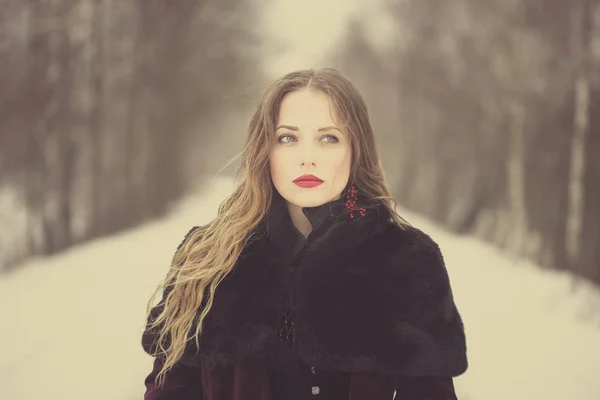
277, 89, 339, 125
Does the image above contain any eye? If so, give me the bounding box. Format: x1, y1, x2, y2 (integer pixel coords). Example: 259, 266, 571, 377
321, 134, 339, 143
277, 134, 296, 143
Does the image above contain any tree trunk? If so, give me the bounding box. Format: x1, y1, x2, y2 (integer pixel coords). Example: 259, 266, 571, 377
566, 0, 592, 272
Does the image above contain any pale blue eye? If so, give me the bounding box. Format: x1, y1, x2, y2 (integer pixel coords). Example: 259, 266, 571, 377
277, 134, 295, 143
321, 134, 339, 143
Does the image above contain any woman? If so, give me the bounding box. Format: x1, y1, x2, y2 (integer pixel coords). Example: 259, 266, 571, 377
141, 68, 468, 399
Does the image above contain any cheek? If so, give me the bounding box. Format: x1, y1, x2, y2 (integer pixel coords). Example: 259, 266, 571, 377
332, 149, 352, 174
323, 151, 351, 189
269, 151, 287, 180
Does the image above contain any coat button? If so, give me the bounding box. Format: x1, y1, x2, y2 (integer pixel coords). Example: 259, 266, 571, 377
311, 385, 320, 395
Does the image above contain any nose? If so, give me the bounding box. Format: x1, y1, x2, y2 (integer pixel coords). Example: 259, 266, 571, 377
300, 141, 316, 167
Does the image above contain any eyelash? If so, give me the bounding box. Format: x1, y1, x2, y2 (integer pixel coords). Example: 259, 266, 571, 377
277, 134, 339, 144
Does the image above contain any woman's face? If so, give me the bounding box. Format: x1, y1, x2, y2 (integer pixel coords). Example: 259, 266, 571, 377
269, 89, 351, 209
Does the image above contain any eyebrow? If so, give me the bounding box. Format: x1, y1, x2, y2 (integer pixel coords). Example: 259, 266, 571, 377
276, 125, 343, 133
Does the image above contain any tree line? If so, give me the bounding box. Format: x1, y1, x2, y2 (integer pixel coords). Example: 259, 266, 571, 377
333, 0, 600, 284
0, 0, 262, 271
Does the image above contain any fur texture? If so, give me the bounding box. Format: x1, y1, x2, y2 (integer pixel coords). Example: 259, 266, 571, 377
142, 190, 468, 378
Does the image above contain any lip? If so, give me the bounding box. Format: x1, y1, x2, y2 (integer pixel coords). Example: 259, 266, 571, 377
293, 174, 323, 183
293, 174, 324, 188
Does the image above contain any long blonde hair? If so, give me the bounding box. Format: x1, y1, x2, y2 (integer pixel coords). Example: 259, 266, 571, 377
144, 68, 410, 386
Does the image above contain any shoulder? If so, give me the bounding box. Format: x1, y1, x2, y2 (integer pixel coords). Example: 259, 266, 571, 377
377, 223, 445, 271
373, 224, 452, 298
171, 225, 206, 266
175, 225, 203, 253
362, 223, 468, 375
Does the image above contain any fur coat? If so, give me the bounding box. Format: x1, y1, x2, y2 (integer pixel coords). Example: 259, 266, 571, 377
141, 189, 468, 399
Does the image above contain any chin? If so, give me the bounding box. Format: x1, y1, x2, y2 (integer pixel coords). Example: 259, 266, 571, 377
294, 199, 327, 208
285, 188, 338, 208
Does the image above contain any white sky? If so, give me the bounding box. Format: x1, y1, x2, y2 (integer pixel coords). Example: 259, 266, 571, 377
259, 0, 400, 78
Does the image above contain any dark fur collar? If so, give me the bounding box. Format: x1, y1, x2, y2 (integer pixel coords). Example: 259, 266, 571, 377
142, 188, 468, 378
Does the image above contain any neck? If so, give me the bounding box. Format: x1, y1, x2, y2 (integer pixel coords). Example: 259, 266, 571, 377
285, 191, 345, 239
286, 202, 313, 238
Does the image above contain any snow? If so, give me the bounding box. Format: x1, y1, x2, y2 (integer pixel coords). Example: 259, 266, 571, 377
1, 175, 600, 400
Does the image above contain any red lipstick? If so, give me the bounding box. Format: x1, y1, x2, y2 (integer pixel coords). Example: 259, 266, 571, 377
293, 174, 324, 188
